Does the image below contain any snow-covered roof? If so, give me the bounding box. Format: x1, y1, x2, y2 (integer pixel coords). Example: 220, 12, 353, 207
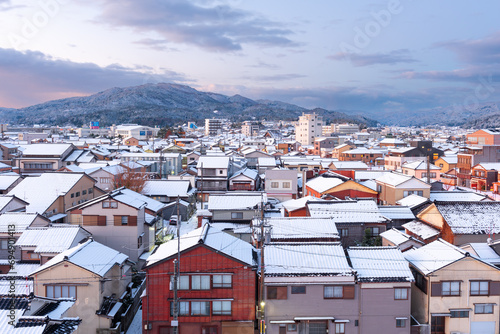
146, 223, 256, 267
307, 200, 387, 223
404, 239, 470, 275
380, 228, 423, 246
0, 213, 44, 233
15, 225, 91, 254
265, 244, 353, 276
208, 193, 262, 211
355, 170, 391, 181
396, 194, 429, 209
280, 196, 324, 212
258, 157, 277, 167
402, 161, 440, 170
31, 239, 128, 277
306, 176, 344, 194
143, 180, 192, 197
430, 191, 491, 202
265, 217, 339, 240
434, 201, 500, 235
0, 174, 21, 191
402, 220, 440, 240
464, 243, 500, 265
330, 161, 369, 169
8, 173, 87, 214
348, 247, 414, 282
21, 143, 73, 156
378, 206, 415, 220
376, 172, 412, 186
230, 168, 259, 180
197, 156, 230, 169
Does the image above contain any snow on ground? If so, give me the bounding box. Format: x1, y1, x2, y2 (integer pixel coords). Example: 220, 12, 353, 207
125, 306, 142, 334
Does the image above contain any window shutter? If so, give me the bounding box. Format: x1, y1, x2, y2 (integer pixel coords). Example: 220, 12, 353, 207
276, 286, 287, 300
98, 216, 106, 226
490, 281, 500, 296
431, 282, 441, 296
343, 285, 355, 299
83, 215, 98, 226
129, 216, 137, 226
114, 216, 121, 226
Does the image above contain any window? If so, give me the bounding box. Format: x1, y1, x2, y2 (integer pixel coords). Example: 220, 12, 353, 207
219, 170, 223, 175
282, 182, 291, 189
121, 216, 128, 225
102, 201, 118, 208
170, 275, 189, 290
324, 286, 343, 298
212, 301, 231, 315
46, 285, 77, 299
470, 281, 489, 296
88, 188, 93, 194
0, 239, 7, 249
170, 301, 189, 316
267, 286, 287, 299
212, 275, 232, 288
191, 301, 210, 316
82, 190, 87, 195
450, 310, 469, 318
475, 304, 494, 314
271, 182, 279, 188
366, 227, 380, 237
137, 235, 143, 248
442, 281, 460, 296
377, 185, 382, 192
287, 324, 297, 331
394, 288, 408, 300
75, 192, 80, 197
335, 323, 345, 334
291, 286, 306, 294
231, 212, 243, 219
396, 319, 406, 327
192, 275, 210, 290
339, 229, 348, 237
71, 193, 74, 198
431, 316, 444, 333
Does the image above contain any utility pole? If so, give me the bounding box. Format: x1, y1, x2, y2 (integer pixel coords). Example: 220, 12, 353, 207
200, 162, 204, 210
258, 194, 266, 334
172, 196, 181, 334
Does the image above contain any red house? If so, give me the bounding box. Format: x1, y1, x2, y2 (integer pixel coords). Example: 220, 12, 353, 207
142, 223, 257, 334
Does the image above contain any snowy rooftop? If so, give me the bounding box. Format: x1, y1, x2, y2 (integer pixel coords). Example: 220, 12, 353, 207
264, 244, 353, 276
280, 196, 324, 212
265, 217, 339, 240
348, 247, 414, 282
306, 176, 344, 194
435, 201, 500, 234
464, 243, 500, 265
477, 162, 500, 170
330, 161, 369, 169
402, 220, 440, 240
396, 194, 429, 208
197, 156, 230, 169
402, 161, 440, 170
380, 228, 423, 246
0, 174, 21, 191
15, 225, 91, 254
146, 223, 256, 267
430, 191, 491, 202
31, 239, 129, 277
378, 206, 415, 220
8, 173, 86, 214
355, 170, 391, 181
307, 200, 387, 223
404, 239, 469, 275
143, 180, 192, 197
21, 143, 73, 156
0, 213, 43, 233
208, 193, 262, 211
376, 172, 413, 187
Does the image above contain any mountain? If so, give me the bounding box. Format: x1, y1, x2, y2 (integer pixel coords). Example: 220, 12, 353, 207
0, 83, 377, 127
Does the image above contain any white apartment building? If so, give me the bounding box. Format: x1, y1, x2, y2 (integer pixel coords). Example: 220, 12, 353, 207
205, 118, 224, 136
322, 123, 360, 136
112, 124, 158, 140
295, 112, 324, 146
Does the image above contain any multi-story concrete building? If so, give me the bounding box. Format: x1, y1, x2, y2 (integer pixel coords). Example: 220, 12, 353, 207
112, 124, 158, 140
295, 112, 324, 146
205, 118, 224, 136
241, 120, 259, 137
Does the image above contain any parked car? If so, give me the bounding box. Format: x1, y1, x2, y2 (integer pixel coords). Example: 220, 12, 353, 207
169, 215, 179, 225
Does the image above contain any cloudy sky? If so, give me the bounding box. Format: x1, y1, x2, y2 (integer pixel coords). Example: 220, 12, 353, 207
0, 0, 499, 115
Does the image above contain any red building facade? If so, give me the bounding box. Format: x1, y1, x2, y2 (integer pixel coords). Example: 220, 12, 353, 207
142, 225, 257, 334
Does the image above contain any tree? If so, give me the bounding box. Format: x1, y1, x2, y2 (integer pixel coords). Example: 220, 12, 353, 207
112, 168, 146, 194
360, 228, 382, 246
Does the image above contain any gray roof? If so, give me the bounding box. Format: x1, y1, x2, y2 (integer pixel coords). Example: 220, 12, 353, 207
435, 201, 500, 234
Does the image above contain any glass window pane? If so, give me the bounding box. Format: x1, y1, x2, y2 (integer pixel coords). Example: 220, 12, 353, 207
62, 286, 69, 297
54, 286, 61, 298
69, 286, 76, 298
47, 286, 54, 298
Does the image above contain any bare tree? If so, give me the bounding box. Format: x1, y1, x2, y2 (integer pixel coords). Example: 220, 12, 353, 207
112, 168, 146, 194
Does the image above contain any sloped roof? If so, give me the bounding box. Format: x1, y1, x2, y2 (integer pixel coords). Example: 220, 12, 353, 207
430, 191, 491, 202
464, 243, 500, 265
434, 201, 500, 234
330, 161, 369, 169
265, 217, 339, 240
280, 196, 324, 212
307, 200, 387, 223
380, 228, 423, 246
306, 176, 344, 194
208, 193, 262, 211
143, 180, 192, 197
402, 161, 440, 170
146, 223, 256, 267
348, 247, 414, 282
0, 174, 21, 191
378, 206, 415, 220
8, 173, 87, 214
31, 239, 128, 277
404, 239, 471, 275
21, 143, 73, 156
264, 244, 353, 276
396, 194, 429, 208
230, 168, 258, 180
15, 225, 91, 254
196, 156, 229, 169
402, 220, 440, 240
0, 213, 44, 233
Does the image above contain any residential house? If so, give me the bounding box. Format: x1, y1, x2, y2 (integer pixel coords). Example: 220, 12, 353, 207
404, 239, 500, 334
378, 206, 416, 229
67, 187, 166, 263
434, 155, 458, 174
263, 244, 356, 334
30, 239, 133, 334
207, 193, 262, 223
15, 143, 76, 174
416, 201, 500, 245
197, 156, 232, 201
376, 172, 431, 205
265, 169, 298, 202
380, 228, 424, 251
307, 199, 389, 247
402, 220, 441, 245
347, 247, 414, 334
143, 223, 257, 334
120, 152, 182, 178
470, 162, 500, 191
0, 143, 19, 163
8, 172, 104, 222
262, 217, 340, 243
142, 179, 196, 220
401, 160, 441, 183
339, 148, 385, 166
0, 195, 27, 213
228, 168, 260, 191
313, 137, 339, 156
329, 161, 369, 171
305, 173, 378, 200
456, 145, 500, 187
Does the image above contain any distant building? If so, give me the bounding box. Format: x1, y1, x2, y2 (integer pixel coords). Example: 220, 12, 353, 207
295, 112, 324, 146
112, 124, 158, 140
205, 118, 224, 136
241, 120, 259, 137
466, 129, 500, 146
